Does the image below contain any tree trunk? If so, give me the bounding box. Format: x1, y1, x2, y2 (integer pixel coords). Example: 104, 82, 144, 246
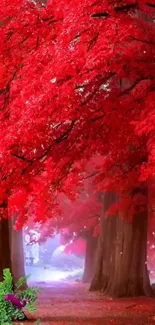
9, 216, 27, 288
90, 192, 153, 297
0, 218, 12, 281
0, 216, 28, 321
83, 235, 98, 283
0, 214, 26, 284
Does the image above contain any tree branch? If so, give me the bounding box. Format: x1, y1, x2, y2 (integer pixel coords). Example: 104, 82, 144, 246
114, 3, 138, 12
145, 2, 155, 8
84, 171, 100, 179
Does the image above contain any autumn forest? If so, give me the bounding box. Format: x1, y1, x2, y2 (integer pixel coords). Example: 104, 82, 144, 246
0, 0, 155, 324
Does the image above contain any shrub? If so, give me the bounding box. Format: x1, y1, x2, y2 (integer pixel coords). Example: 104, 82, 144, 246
0, 268, 41, 325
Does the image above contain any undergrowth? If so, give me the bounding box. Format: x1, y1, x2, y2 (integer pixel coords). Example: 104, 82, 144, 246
0, 268, 41, 325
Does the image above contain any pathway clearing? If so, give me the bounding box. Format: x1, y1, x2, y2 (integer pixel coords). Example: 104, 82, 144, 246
15, 281, 155, 324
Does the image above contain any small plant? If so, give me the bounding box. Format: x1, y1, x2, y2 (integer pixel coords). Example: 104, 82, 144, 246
0, 268, 41, 325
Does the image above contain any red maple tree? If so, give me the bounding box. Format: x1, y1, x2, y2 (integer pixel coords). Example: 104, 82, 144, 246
0, 0, 155, 295
0, 0, 154, 216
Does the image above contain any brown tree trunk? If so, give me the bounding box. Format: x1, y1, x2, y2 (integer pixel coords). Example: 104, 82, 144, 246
9, 217, 27, 289
0, 218, 12, 281
83, 235, 98, 283
0, 216, 28, 321
9, 216, 27, 288
90, 192, 153, 297
0, 214, 26, 285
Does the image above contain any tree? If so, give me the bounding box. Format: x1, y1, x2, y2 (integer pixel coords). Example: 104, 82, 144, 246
82, 235, 98, 283
0, 215, 26, 285
9, 216, 26, 285
25, 180, 101, 283
0, 0, 155, 297
0, 218, 12, 281
90, 192, 152, 296
147, 180, 155, 283
0, 1, 154, 221
59, 188, 100, 283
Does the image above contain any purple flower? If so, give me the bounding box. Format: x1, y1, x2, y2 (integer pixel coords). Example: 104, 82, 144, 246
20, 299, 27, 307
4, 294, 26, 309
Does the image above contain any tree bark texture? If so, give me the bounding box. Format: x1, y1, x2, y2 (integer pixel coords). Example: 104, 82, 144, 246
83, 235, 98, 283
9, 216, 26, 285
0, 218, 12, 281
0, 215, 26, 286
90, 192, 153, 297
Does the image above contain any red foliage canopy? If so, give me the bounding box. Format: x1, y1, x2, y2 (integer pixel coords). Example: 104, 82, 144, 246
25, 176, 101, 246
0, 0, 155, 228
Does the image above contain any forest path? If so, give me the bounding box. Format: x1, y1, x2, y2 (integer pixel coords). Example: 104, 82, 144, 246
16, 281, 155, 324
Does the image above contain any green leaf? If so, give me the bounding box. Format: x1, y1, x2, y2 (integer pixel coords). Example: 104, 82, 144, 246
25, 302, 37, 313
15, 274, 30, 291
2, 269, 13, 293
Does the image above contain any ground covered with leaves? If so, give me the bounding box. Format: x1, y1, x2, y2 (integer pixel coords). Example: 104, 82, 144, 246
15, 281, 155, 325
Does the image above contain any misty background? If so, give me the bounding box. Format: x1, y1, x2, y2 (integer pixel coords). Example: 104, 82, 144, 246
24, 231, 85, 284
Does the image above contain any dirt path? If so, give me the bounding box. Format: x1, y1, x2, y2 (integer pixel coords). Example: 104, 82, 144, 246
15, 281, 155, 324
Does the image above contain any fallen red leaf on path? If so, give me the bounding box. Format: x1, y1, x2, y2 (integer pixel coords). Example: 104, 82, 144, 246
19, 281, 155, 325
